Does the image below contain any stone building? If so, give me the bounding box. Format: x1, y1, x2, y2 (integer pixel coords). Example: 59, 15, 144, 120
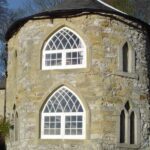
3, 0, 150, 149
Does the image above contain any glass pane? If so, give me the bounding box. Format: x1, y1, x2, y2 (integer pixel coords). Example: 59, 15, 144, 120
72, 116, 76, 121
51, 54, 56, 59
77, 123, 82, 128
57, 53, 62, 59
50, 123, 55, 128
71, 122, 76, 128
66, 59, 71, 65
72, 59, 77, 65
56, 129, 60, 135
66, 53, 71, 58
71, 129, 76, 135
78, 58, 83, 64
65, 123, 70, 128
56, 123, 61, 128
50, 117, 55, 122
50, 129, 55, 135
51, 60, 56, 66
78, 52, 83, 57
56, 116, 61, 122
68, 100, 73, 109
72, 52, 77, 58
44, 129, 49, 135
65, 116, 70, 122
65, 105, 70, 112
45, 61, 50, 66
44, 116, 49, 122
66, 43, 71, 49
46, 54, 51, 59
44, 107, 49, 113
77, 129, 82, 135
62, 38, 67, 46
46, 45, 50, 51
65, 129, 70, 135
77, 116, 82, 121
44, 123, 49, 128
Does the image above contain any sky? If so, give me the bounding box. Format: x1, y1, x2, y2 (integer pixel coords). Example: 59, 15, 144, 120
7, 0, 25, 9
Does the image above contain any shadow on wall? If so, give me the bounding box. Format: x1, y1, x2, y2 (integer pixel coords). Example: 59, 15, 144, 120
0, 137, 6, 150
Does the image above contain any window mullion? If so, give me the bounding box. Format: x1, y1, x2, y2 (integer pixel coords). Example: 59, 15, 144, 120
62, 51, 66, 68
61, 114, 65, 138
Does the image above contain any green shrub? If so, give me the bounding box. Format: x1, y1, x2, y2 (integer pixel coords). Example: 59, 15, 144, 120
0, 117, 11, 138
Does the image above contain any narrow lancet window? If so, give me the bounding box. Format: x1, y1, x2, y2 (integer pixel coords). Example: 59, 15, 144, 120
119, 102, 137, 145
120, 110, 125, 143
130, 111, 135, 144
123, 42, 129, 72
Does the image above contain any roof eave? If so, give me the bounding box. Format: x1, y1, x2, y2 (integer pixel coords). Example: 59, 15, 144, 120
5, 8, 150, 41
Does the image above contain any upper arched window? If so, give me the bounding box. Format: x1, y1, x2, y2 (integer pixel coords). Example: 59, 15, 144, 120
118, 42, 135, 74
42, 27, 86, 70
122, 42, 129, 72
41, 86, 86, 139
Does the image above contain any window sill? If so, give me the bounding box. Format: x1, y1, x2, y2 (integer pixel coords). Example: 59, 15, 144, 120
38, 138, 86, 145
115, 71, 138, 79
117, 143, 140, 149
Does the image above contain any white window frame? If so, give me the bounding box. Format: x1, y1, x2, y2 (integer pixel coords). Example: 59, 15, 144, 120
42, 27, 86, 70
41, 86, 86, 139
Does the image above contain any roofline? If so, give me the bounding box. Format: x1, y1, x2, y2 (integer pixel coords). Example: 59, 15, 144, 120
97, 0, 127, 15
5, 8, 150, 41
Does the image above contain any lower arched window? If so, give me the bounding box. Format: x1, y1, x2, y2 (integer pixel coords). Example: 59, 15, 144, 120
119, 101, 138, 145
41, 86, 86, 139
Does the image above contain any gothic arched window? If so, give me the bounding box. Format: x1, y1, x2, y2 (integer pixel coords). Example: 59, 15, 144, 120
120, 110, 125, 143
130, 111, 135, 144
41, 86, 86, 139
122, 42, 129, 72
119, 42, 135, 74
42, 27, 86, 70
119, 101, 137, 145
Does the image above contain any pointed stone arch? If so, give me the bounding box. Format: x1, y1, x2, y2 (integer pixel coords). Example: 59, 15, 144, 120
40, 85, 88, 139
42, 26, 87, 70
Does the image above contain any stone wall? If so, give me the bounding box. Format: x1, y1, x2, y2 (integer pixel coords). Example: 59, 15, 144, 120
6, 14, 150, 150
0, 90, 5, 117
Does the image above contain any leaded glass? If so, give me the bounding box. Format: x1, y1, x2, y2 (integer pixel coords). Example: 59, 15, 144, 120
43, 87, 83, 113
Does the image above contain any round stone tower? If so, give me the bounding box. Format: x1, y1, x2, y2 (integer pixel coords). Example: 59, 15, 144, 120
5, 0, 150, 149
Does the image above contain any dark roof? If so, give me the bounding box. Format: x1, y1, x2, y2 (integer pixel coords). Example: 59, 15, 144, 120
51, 0, 120, 12
5, 0, 150, 40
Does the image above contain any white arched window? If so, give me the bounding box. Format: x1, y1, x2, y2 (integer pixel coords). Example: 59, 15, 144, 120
42, 27, 86, 70
41, 86, 86, 139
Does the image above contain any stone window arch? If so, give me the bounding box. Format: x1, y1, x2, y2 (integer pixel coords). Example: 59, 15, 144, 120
10, 105, 19, 142
41, 86, 86, 139
14, 112, 19, 141
42, 27, 86, 70
119, 101, 140, 146
122, 42, 129, 72
119, 42, 135, 73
